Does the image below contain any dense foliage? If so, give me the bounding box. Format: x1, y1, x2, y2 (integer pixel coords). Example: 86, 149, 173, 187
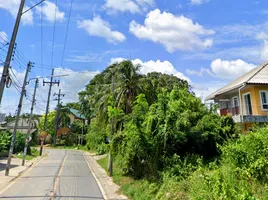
74, 59, 268, 199
79, 60, 238, 179
0, 131, 29, 154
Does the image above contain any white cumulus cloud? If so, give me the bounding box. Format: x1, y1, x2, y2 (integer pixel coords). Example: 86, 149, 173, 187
104, 0, 154, 14
110, 57, 190, 82
186, 59, 256, 80
129, 9, 214, 52
210, 59, 256, 80
0, 0, 33, 25
77, 16, 126, 44
190, 0, 209, 5
261, 40, 268, 62
36, 1, 65, 23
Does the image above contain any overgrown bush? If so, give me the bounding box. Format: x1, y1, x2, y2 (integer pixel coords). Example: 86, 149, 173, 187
0, 131, 27, 154
187, 126, 268, 200
0, 131, 11, 152
111, 90, 238, 178
14, 131, 26, 153
86, 120, 107, 154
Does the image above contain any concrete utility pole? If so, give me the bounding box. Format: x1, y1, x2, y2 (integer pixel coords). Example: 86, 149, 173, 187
22, 78, 38, 166
40, 69, 59, 156
5, 61, 32, 176
53, 89, 65, 145
0, 0, 26, 106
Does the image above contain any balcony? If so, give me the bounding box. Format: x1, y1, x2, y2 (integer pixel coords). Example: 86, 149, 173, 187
232, 107, 239, 115
220, 107, 239, 116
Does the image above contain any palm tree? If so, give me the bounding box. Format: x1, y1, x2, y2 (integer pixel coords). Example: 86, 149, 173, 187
113, 60, 142, 114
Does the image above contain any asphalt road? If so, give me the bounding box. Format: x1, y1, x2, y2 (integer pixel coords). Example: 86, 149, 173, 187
0, 149, 104, 200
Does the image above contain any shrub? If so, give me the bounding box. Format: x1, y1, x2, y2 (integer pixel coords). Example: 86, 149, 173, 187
86, 120, 107, 154
187, 126, 268, 200
0, 131, 11, 152
14, 131, 26, 153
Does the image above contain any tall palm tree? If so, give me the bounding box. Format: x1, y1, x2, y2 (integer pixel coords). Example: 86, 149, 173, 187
113, 60, 142, 114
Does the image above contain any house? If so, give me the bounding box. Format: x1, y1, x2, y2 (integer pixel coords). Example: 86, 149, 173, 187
0, 118, 39, 140
68, 108, 86, 124
206, 62, 268, 131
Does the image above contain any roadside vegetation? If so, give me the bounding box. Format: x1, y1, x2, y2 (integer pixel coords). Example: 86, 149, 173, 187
74, 60, 268, 199
0, 131, 38, 159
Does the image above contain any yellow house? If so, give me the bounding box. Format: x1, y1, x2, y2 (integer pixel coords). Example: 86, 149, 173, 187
206, 62, 268, 131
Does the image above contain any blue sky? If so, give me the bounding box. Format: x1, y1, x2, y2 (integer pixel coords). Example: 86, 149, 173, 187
0, 0, 268, 114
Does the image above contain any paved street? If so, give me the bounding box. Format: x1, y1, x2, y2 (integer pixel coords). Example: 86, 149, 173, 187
0, 149, 104, 200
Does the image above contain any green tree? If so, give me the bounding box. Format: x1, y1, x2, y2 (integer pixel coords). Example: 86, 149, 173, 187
38, 111, 56, 135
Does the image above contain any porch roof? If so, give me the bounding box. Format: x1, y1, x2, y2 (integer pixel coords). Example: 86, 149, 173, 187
206, 62, 268, 101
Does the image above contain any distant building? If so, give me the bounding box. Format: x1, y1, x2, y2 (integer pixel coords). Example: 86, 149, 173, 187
68, 108, 86, 124
0, 113, 5, 123
0, 118, 39, 141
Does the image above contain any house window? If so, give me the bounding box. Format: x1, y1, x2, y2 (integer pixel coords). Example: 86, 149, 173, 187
260, 91, 268, 110
243, 93, 252, 115
232, 97, 239, 107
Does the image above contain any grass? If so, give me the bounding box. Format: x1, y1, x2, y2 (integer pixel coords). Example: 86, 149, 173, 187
15, 147, 39, 160
97, 156, 159, 200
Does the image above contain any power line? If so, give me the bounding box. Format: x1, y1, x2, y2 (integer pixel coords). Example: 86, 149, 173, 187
40, 1, 44, 76
0, 34, 8, 43
50, 0, 58, 68
14, 45, 29, 64
60, 0, 74, 68
10, 68, 23, 87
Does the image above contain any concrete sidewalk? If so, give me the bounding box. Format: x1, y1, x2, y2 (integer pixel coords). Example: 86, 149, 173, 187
83, 152, 128, 200
0, 155, 45, 192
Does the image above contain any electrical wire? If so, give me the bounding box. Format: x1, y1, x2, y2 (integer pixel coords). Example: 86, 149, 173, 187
60, 0, 74, 68
14, 47, 29, 65
50, 0, 58, 68
10, 68, 23, 87
11, 81, 22, 94
40, 0, 44, 76
0, 34, 8, 43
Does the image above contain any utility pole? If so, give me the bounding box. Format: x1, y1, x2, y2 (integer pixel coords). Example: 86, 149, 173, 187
53, 89, 65, 145
40, 69, 59, 156
108, 72, 114, 177
22, 78, 38, 166
0, 0, 26, 106
5, 61, 32, 176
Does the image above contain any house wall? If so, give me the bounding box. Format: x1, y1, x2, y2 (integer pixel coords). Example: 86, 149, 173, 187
69, 113, 75, 124
240, 87, 257, 115
240, 85, 268, 116
252, 85, 268, 115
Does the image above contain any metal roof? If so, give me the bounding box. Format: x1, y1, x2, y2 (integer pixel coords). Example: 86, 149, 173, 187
69, 108, 86, 120
205, 62, 268, 101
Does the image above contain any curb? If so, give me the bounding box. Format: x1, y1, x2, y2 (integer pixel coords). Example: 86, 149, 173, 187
83, 152, 109, 200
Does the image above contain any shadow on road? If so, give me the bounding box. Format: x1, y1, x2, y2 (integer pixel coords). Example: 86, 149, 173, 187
0, 162, 19, 171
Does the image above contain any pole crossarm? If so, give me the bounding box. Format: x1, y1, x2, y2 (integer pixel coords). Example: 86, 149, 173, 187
43, 80, 60, 86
